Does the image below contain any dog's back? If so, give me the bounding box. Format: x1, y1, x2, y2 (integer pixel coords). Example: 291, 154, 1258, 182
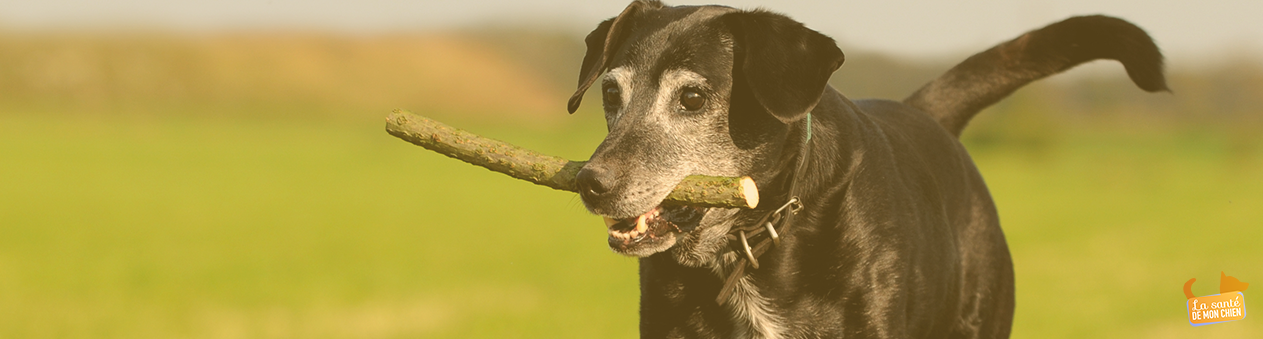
760, 15, 1169, 338
870, 15, 1169, 338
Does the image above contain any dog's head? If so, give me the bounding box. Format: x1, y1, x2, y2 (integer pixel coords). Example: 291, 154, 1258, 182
569, 1, 843, 262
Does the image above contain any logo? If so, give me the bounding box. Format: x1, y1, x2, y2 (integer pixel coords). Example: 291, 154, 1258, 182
1184, 272, 1249, 326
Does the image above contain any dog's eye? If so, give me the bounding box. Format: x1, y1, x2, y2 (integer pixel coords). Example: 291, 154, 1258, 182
680, 90, 705, 111
603, 87, 622, 107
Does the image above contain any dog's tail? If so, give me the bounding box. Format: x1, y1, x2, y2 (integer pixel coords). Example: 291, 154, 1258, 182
904, 15, 1168, 136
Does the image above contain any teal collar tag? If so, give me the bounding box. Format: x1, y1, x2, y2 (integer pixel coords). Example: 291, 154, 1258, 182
805, 113, 813, 142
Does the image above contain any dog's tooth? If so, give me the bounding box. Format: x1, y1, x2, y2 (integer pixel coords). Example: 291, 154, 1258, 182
636, 215, 648, 233
604, 217, 619, 228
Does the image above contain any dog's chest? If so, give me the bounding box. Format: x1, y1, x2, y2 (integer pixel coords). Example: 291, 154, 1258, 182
712, 260, 787, 339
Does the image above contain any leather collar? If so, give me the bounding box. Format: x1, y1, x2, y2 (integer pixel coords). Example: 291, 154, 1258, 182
715, 113, 812, 304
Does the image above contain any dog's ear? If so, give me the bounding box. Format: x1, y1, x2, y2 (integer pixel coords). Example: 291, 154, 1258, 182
567, 1, 654, 114
723, 11, 845, 123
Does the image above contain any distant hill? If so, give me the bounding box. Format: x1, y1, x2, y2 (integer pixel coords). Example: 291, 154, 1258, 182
0, 31, 569, 122
1, 27, 1259, 130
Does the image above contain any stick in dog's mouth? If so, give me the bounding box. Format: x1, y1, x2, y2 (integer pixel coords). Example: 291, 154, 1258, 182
603, 205, 707, 243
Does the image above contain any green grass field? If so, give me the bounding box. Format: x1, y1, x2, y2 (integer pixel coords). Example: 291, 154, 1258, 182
1, 110, 1258, 338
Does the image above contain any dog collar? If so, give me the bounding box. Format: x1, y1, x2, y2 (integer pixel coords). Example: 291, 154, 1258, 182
716, 196, 803, 302
715, 113, 812, 304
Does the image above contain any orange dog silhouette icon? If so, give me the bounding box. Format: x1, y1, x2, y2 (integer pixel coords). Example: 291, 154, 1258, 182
1185, 272, 1248, 326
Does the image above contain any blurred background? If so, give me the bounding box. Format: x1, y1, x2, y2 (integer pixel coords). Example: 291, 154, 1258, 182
0, 0, 1259, 338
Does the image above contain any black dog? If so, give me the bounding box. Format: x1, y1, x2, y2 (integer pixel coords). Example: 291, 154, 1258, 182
567, 1, 1166, 338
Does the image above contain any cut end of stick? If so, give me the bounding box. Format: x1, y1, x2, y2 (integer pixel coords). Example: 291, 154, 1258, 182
740, 176, 759, 209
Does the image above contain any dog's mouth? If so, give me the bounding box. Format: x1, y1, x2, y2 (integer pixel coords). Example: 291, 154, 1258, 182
602, 205, 706, 252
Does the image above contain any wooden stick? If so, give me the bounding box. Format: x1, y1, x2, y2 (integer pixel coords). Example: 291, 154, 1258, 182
385, 109, 759, 209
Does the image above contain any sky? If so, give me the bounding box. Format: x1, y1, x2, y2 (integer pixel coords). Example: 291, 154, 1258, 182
1, 0, 1260, 62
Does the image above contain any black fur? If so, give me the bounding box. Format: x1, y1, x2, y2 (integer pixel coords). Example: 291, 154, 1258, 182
723, 11, 845, 123
905, 15, 1169, 136
568, 0, 663, 113
568, 2, 1166, 338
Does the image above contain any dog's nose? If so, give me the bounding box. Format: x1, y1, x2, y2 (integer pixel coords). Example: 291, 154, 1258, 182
575, 166, 612, 197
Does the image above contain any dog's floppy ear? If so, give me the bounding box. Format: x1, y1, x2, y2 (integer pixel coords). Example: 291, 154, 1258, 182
567, 1, 655, 113
723, 11, 845, 123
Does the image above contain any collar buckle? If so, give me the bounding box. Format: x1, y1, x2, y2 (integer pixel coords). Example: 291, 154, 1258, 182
732, 196, 803, 270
